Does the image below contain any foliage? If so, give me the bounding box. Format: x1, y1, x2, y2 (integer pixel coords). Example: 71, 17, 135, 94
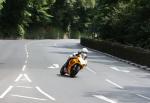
89, 0, 150, 49
0, 0, 31, 38
0, 0, 149, 50
81, 37, 150, 67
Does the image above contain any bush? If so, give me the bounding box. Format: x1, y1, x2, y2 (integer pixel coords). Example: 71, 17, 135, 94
81, 38, 150, 67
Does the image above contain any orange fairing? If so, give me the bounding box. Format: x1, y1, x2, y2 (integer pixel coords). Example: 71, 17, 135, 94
67, 56, 85, 74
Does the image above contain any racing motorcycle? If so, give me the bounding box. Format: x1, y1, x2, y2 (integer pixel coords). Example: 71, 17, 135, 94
60, 54, 87, 77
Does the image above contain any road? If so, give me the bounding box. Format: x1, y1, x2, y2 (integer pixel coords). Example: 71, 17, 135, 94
0, 39, 150, 103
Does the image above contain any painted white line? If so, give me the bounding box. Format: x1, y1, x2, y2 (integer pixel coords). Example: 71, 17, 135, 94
136, 94, 150, 100
24, 74, 32, 82
26, 52, 28, 56
86, 67, 96, 74
48, 66, 55, 69
36, 86, 55, 101
93, 95, 117, 103
110, 67, 130, 73
25, 45, 27, 51
110, 67, 120, 71
48, 64, 59, 69
11, 94, 47, 101
106, 79, 124, 89
22, 65, 26, 71
122, 70, 130, 73
0, 86, 13, 98
26, 54, 29, 58
53, 64, 59, 68
15, 74, 23, 82
16, 86, 33, 89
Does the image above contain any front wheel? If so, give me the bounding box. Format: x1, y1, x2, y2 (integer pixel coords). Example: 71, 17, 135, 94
70, 64, 80, 77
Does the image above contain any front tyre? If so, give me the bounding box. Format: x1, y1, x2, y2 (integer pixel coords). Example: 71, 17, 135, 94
70, 64, 80, 77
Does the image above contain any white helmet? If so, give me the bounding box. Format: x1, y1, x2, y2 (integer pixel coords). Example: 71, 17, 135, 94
81, 48, 88, 53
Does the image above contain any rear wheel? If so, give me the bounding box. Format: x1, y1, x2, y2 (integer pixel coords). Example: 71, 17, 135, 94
60, 65, 66, 75
70, 64, 80, 78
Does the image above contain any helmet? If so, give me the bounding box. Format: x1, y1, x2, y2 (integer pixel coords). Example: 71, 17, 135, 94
81, 48, 88, 53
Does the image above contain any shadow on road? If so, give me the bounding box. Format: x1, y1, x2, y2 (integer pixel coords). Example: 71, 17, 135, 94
56, 74, 78, 78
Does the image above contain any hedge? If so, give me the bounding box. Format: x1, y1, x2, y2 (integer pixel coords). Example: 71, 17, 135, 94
80, 38, 150, 67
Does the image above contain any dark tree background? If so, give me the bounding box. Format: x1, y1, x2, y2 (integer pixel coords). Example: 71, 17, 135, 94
0, 0, 149, 49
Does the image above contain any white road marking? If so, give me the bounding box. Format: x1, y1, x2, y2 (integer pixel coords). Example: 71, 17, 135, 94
11, 94, 47, 101
24, 74, 32, 82
25, 45, 28, 52
15, 74, 23, 82
16, 86, 33, 89
0, 86, 13, 98
110, 67, 130, 73
110, 67, 120, 71
121, 70, 130, 73
136, 94, 150, 100
26, 51, 29, 58
48, 64, 59, 69
36, 86, 55, 101
22, 65, 26, 71
93, 95, 117, 103
26, 54, 29, 58
106, 79, 124, 89
15, 74, 32, 82
86, 67, 96, 74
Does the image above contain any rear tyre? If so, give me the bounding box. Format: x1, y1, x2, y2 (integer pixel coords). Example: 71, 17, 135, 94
70, 64, 80, 78
60, 65, 66, 75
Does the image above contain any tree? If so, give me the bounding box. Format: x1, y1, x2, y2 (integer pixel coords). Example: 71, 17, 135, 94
51, 0, 95, 38
0, 0, 31, 38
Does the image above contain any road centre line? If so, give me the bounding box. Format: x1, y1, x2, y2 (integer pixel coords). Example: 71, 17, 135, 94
25, 44, 29, 59
22, 65, 26, 71
25, 45, 27, 52
86, 67, 96, 74
26, 54, 29, 58
106, 79, 124, 89
16, 86, 33, 89
0, 86, 14, 99
36, 86, 56, 101
93, 95, 117, 103
11, 94, 47, 101
136, 94, 150, 100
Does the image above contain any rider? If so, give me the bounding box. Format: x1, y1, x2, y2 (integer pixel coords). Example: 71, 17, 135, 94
64, 48, 88, 67
70, 48, 88, 59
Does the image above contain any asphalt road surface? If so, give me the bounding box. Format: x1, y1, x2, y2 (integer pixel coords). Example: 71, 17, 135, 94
0, 39, 150, 103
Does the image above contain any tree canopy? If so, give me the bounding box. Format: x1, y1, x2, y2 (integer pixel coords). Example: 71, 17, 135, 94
0, 0, 149, 49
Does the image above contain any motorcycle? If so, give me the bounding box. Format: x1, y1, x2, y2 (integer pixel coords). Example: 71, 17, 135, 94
60, 54, 87, 77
